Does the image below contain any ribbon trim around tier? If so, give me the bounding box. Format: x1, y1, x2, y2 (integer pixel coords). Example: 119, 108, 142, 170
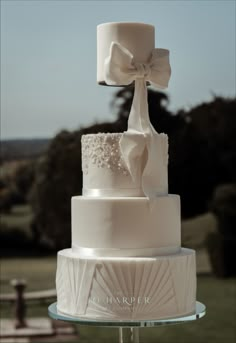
83, 188, 144, 197
72, 245, 180, 258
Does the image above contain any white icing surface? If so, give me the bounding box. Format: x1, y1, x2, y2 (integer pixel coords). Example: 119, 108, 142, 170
97, 22, 155, 84
72, 195, 181, 256
56, 248, 196, 320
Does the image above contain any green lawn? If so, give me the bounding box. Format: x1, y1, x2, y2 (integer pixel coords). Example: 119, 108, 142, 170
1, 257, 236, 343
1, 256, 57, 293
0, 257, 57, 319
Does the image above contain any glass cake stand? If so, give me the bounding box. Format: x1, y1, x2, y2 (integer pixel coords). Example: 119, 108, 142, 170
48, 302, 206, 342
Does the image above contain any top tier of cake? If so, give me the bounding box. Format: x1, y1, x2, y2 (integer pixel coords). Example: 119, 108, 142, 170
97, 22, 155, 85
82, 132, 168, 197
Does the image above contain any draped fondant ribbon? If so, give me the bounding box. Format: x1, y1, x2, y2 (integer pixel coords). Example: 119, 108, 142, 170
104, 42, 171, 198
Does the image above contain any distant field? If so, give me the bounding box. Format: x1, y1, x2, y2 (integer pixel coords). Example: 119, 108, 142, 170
1, 138, 50, 161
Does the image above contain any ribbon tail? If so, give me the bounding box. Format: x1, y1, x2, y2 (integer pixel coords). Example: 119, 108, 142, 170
128, 79, 151, 133
119, 132, 145, 183
119, 79, 148, 183
120, 79, 168, 198
142, 133, 169, 198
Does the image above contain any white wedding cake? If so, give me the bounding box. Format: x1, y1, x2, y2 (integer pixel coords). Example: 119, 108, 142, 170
56, 22, 196, 320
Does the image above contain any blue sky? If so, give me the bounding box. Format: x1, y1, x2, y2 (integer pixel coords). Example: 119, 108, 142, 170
1, 0, 235, 139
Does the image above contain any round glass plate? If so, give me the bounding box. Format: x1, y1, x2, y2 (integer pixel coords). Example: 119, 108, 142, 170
48, 301, 206, 328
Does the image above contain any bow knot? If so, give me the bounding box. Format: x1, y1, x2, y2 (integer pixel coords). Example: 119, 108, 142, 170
134, 62, 151, 80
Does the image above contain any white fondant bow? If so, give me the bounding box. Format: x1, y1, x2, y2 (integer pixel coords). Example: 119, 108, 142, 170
104, 42, 171, 198
104, 42, 171, 88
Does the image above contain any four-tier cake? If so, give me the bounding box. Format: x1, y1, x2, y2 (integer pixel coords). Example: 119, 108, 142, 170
56, 22, 196, 320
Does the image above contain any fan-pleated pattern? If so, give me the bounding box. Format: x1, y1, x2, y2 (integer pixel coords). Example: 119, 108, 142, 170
56, 248, 196, 320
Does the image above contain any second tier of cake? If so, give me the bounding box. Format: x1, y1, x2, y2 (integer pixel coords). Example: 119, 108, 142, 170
72, 195, 181, 257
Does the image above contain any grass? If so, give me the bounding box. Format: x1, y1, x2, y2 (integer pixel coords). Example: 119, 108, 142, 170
0, 257, 57, 319
1, 257, 236, 343
0, 256, 57, 293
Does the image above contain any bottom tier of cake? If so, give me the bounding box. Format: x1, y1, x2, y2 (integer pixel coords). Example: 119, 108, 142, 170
56, 248, 196, 320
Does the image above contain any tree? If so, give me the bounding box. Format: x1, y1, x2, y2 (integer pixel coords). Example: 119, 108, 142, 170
14, 161, 36, 203
169, 96, 236, 217
207, 183, 236, 277
30, 130, 83, 249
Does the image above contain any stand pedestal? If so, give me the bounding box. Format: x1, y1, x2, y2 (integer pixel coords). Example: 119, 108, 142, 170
119, 327, 140, 342
48, 302, 206, 343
